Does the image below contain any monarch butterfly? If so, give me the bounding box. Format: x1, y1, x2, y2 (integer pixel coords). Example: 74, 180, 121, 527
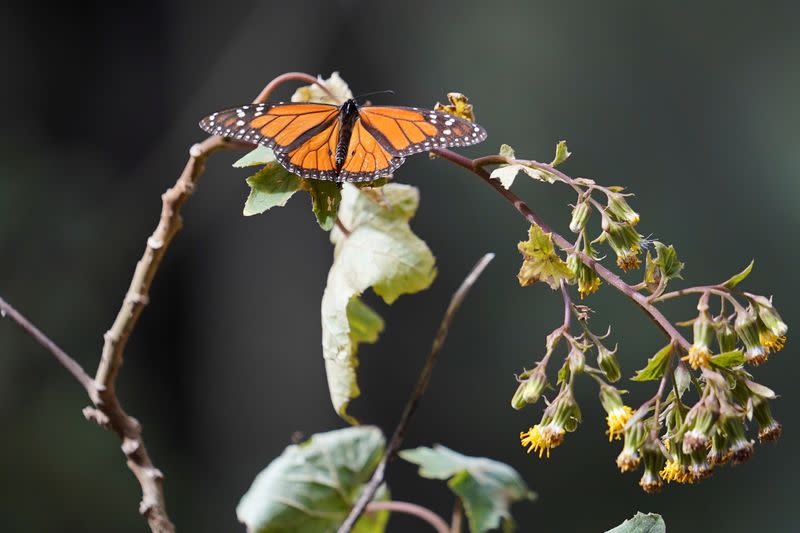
198, 98, 487, 182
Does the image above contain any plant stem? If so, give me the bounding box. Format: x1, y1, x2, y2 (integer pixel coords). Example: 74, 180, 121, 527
252, 72, 337, 104
431, 148, 691, 352
365, 501, 450, 533
560, 280, 572, 331
0, 296, 97, 399
450, 498, 463, 533
337, 253, 495, 533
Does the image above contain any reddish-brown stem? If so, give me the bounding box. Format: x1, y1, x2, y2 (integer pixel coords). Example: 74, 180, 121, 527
366, 501, 450, 533
431, 147, 692, 352
253, 71, 338, 104
450, 498, 463, 533
560, 280, 572, 331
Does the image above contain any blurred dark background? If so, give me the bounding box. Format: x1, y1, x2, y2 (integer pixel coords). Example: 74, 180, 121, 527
1, 1, 798, 531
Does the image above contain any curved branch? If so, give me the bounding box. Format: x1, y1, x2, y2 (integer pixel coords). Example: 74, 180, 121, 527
432, 148, 691, 352
253, 71, 338, 104
366, 501, 450, 533
94, 135, 239, 392
337, 253, 495, 533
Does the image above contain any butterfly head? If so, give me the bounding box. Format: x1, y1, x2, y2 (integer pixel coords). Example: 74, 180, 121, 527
340, 98, 360, 114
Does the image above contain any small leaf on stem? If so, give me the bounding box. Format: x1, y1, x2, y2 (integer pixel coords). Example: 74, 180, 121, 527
631, 344, 673, 381
722, 260, 755, 288
399, 445, 535, 533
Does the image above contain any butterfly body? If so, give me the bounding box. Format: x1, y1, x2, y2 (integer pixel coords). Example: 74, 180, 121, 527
199, 98, 487, 183
334, 99, 361, 169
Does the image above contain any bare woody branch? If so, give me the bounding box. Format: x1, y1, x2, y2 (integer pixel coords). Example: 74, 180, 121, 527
1, 71, 333, 532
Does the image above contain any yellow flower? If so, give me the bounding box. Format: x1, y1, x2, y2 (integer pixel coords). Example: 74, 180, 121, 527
682, 344, 712, 369
659, 460, 694, 484
616, 246, 641, 272
606, 405, 634, 442
579, 277, 602, 298
759, 329, 786, 353
520, 423, 565, 459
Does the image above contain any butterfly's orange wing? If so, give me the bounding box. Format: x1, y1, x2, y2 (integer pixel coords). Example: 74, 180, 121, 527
338, 118, 405, 182
200, 101, 487, 182
358, 106, 486, 157
199, 102, 342, 178
280, 119, 342, 180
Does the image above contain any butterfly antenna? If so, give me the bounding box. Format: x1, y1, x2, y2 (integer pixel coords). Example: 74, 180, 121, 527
354, 89, 395, 102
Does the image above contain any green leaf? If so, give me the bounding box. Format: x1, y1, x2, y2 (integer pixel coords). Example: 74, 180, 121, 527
631, 344, 673, 382
557, 360, 570, 385
550, 140, 571, 167
711, 350, 745, 368
243, 163, 303, 216
234, 145, 276, 167
303, 179, 342, 231
653, 242, 684, 281
517, 224, 574, 290
605, 512, 665, 533
490, 144, 557, 189
347, 297, 384, 344
722, 260, 754, 289
399, 445, 535, 533
643, 251, 661, 293
322, 184, 437, 422
236, 426, 388, 533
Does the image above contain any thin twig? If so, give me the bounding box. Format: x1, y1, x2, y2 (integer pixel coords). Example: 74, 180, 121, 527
366, 501, 450, 533
450, 498, 463, 533
252, 71, 337, 104
0, 294, 177, 531
560, 281, 572, 331
337, 253, 495, 533
650, 347, 677, 435
431, 148, 691, 352
0, 296, 98, 400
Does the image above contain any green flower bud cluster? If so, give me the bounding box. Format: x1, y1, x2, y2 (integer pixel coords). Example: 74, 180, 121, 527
597, 216, 643, 272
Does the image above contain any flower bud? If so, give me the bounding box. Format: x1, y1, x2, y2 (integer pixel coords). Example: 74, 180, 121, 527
752, 399, 782, 443
511, 365, 548, 409
569, 200, 591, 233
750, 294, 788, 338
567, 345, 586, 375
548, 387, 581, 432
606, 191, 640, 225
639, 436, 665, 493
735, 306, 768, 365
682, 400, 717, 454
715, 318, 738, 353
688, 449, 713, 481
597, 343, 622, 382
600, 218, 642, 271
708, 430, 729, 465
617, 419, 646, 472
720, 411, 754, 464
